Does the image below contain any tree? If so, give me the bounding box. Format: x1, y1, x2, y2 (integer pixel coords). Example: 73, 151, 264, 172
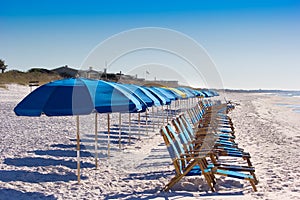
0, 59, 8, 73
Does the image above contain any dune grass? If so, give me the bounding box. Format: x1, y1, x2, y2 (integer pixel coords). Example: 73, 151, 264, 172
0, 70, 61, 87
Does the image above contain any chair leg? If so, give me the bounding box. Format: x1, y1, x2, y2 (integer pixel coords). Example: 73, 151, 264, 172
251, 171, 259, 185
203, 173, 215, 192
163, 174, 184, 191
163, 160, 199, 191
245, 157, 253, 167
249, 179, 258, 192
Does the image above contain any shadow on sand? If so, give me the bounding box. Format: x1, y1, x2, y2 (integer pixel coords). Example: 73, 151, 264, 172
0, 188, 56, 200
4, 157, 95, 169
30, 149, 93, 158
103, 188, 194, 200
0, 170, 86, 183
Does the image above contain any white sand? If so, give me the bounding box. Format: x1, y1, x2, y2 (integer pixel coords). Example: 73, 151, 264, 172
0, 85, 300, 199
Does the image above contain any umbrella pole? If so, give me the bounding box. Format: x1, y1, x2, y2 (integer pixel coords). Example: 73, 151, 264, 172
170, 102, 172, 118
138, 112, 141, 140
166, 105, 169, 124
119, 113, 121, 149
162, 106, 164, 126
76, 115, 80, 183
146, 109, 148, 135
152, 107, 155, 131
107, 113, 110, 157
95, 113, 98, 169
186, 98, 188, 108
129, 113, 131, 144
179, 100, 181, 113
156, 107, 159, 128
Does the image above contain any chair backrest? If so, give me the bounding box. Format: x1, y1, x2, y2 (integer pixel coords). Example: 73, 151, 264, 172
166, 124, 186, 154
179, 114, 195, 138
186, 108, 197, 125
160, 126, 184, 174
171, 119, 193, 153
175, 117, 195, 146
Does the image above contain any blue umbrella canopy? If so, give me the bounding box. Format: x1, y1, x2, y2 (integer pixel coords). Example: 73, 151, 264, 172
208, 89, 219, 96
122, 84, 161, 107
143, 87, 171, 105
14, 78, 145, 116
200, 90, 213, 97
94, 81, 145, 113
177, 87, 196, 98
193, 90, 205, 97
153, 87, 178, 101
14, 78, 96, 116
159, 87, 183, 100
189, 88, 206, 97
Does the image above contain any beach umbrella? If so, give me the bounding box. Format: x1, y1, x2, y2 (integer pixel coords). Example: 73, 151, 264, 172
143, 87, 170, 106
94, 81, 145, 113
153, 87, 178, 101
121, 84, 162, 135
93, 81, 146, 155
208, 89, 219, 96
191, 89, 205, 97
166, 87, 187, 99
162, 87, 187, 111
159, 87, 183, 100
175, 87, 191, 111
154, 87, 181, 122
106, 82, 149, 147
14, 78, 98, 183
200, 90, 214, 97
177, 87, 195, 98
14, 78, 145, 183
179, 88, 204, 105
143, 87, 174, 125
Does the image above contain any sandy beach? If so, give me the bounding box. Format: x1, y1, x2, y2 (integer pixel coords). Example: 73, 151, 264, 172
1, 85, 300, 199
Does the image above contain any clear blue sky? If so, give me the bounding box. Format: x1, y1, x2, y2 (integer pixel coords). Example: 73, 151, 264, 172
1, 0, 300, 90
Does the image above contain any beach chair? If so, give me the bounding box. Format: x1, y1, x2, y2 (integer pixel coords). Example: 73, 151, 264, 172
170, 119, 257, 180
177, 114, 258, 184
160, 125, 215, 192
187, 101, 235, 133
162, 125, 258, 192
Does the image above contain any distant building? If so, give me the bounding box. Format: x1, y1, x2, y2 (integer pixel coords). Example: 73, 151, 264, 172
51, 65, 78, 78
78, 67, 102, 79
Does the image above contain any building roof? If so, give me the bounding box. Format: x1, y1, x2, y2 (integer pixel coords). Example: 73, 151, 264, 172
51, 65, 78, 77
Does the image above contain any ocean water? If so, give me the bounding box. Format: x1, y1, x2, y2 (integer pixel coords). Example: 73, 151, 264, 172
276, 91, 300, 97
275, 91, 300, 113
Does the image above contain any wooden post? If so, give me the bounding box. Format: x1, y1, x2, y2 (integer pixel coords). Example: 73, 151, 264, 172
156, 107, 160, 128
138, 112, 141, 140
166, 105, 169, 124
152, 107, 155, 131
94, 113, 98, 169
76, 115, 80, 183
119, 113, 122, 149
146, 110, 148, 135
129, 113, 131, 144
107, 113, 110, 157
162, 106, 164, 126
